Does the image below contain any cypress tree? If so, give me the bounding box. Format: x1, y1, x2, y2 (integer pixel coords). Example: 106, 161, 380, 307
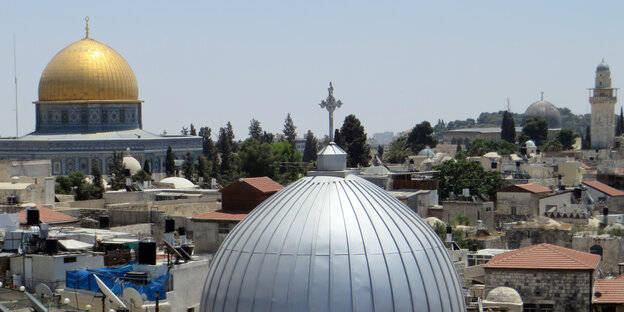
339, 114, 371, 167
166, 146, 176, 177
143, 159, 151, 175
91, 158, 104, 198
303, 130, 318, 162
110, 151, 126, 190
283, 113, 297, 148
500, 111, 516, 143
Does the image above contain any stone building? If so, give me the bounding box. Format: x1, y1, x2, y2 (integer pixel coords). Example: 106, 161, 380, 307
0, 23, 202, 178
583, 180, 624, 212
485, 243, 600, 312
593, 276, 624, 311
573, 234, 624, 276
496, 183, 550, 217
590, 59, 618, 149
440, 200, 495, 229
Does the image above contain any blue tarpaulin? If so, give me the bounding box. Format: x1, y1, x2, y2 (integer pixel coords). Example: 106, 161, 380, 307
66, 264, 169, 301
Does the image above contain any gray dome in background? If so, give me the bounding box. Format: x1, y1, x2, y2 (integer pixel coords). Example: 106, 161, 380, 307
486, 287, 522, 304
597, 60, 610, 72
524, 100, 561, 128
418, 147, 435, 157
200, 173, 465, 311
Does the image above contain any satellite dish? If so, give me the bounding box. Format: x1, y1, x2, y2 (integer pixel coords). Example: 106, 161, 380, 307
93, 274, 127, 308
35, 283, 53, 298
123, 288, 144, 310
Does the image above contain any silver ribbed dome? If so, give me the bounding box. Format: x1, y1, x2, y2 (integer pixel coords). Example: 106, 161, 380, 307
524, 100, 561, 128
200, 173, 465, 311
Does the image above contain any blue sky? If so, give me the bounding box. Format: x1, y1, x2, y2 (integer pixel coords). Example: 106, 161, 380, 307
0, 1, 623, 139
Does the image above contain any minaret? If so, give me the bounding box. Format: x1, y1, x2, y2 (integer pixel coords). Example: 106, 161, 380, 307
590, 59, 618, 149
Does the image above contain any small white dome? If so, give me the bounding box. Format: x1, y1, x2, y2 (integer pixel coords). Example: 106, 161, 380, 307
486, 286, 523, 304
160, 177, 196, 189
525, 140, 536, 148
123, 156, 142, 175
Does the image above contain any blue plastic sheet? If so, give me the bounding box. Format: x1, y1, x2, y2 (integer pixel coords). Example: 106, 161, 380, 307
66, 264, 169, 301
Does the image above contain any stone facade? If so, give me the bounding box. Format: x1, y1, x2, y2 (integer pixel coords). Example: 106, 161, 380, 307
441, 200, 495, 229
485, 268, 594, 312
572, 235, 624, 276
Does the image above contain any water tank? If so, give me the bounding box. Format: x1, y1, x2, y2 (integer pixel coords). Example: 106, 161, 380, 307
138, 240, 156, 265
99, 215, 110, 229
574, 188, 582, 199
26, 208, 40, 225
165, 218, 175, 233
44, 238, 59, 254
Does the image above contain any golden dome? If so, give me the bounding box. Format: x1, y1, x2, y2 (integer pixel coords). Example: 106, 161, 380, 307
37, 38, 140, 103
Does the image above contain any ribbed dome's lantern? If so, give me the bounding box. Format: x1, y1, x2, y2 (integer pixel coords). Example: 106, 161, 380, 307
200, 145, 466, 311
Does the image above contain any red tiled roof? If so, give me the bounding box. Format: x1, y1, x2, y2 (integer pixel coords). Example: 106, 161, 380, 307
193, 210, 248, 221
580, 163, 591, 170
485, 243, 600, 270
594, 277, 624, 304
18, 206, 78, 225
583, 180, 624, 197
241, 177, 283, 193
503, 183, 550, 194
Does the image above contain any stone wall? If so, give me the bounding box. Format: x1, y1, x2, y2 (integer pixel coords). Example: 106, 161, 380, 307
572, 235, 624, 276
441, 201, 495, 229
504, 228, 573, 250
485, 268, 593, 312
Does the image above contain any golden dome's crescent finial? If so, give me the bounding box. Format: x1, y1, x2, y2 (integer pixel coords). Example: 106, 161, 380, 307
85, 16, 90, 39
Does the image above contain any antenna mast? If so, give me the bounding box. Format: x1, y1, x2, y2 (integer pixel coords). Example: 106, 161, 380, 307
13, 34, 19, 151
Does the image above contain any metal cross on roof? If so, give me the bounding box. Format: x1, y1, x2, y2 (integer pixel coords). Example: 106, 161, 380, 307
319, 82, 343, 142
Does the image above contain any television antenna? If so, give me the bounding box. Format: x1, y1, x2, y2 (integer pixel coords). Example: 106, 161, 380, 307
94, 274, 127, 309
35, 283, 53, 299
122, 288, 145, 311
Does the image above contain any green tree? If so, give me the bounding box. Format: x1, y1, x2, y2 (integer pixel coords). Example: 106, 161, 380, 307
338, 114, 371, 167
132, 169, 152, 183
165, 146, 176, 177
542, 139, 563, 152
90, 159, 104, 199
249, 119, 263, 141
199, 127, 216, 161
433, 159, 503, 200
110, 150, 126, 190
333, 129, 343, 147
385, 136, 411, 164
283, 113, 297, 148
556, 128, 577, 150
303, 130, 318, 163
501, 110, 516, 143
262, 131, 274, 144
466, 139, 518, 156
377, 145, 384, 160
196, 156, 212, 183
618, 107, 624, 137
143, 159, 151, 175
182, 152, 195, 181
190, 124, 197, 136
237, 139, 274, 177
582, 125, 591, 150
522, 117, 549, 145
270, 141, 305, 184
407, 121, 438, 153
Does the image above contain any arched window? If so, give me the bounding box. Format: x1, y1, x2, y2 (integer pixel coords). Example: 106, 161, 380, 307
590, 245, 603, 258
